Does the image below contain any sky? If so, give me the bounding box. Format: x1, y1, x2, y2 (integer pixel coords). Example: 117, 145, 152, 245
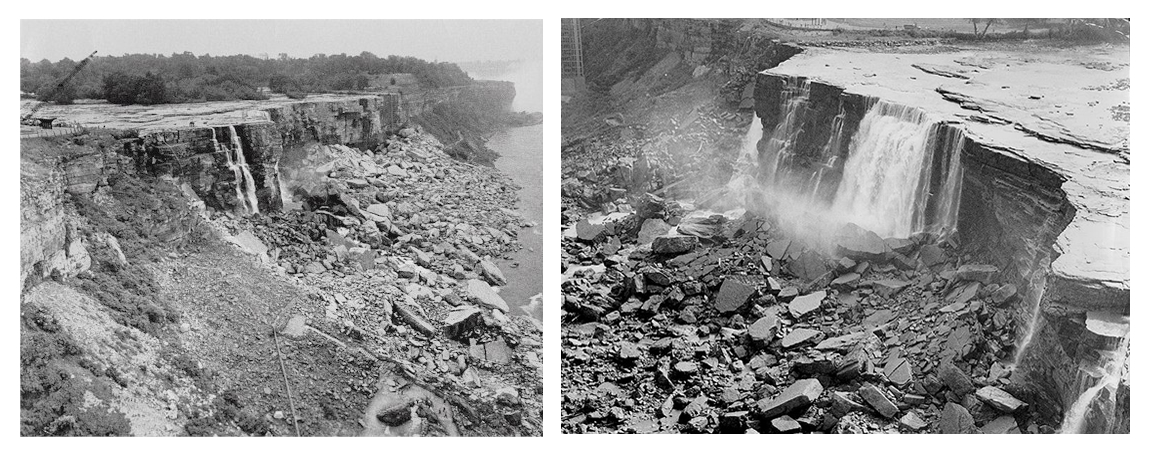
21, 19, 542, 63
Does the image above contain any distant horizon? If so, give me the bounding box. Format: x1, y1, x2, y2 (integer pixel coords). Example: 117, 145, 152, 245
21, 20, 542, 64
21, 50, 536, 66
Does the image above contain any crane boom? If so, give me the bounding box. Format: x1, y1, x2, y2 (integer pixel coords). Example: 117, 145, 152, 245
22, 50, 98, 121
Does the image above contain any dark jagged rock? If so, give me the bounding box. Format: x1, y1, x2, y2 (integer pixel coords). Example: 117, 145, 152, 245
975, 386, 1027, 413
939, 361, 975, 397
652, 235, 699, 255
939, 402, 978, 434
857, 383, 899, 419
781, 328, 823, 349
756, 378, 823, 420
748, 313, 781, 342
714, 277, 756, 313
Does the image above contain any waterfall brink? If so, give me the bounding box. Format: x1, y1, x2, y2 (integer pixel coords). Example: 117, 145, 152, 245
831, 100, 963, 238
1061, 336, 1129, 433
727, 82, 965, 251
224, 126, 260, 215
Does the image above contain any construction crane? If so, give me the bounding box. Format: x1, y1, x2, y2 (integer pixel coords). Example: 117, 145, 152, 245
21, 50, 97, 127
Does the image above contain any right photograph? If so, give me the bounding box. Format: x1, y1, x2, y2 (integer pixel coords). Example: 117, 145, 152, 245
559, 19, 1129, 434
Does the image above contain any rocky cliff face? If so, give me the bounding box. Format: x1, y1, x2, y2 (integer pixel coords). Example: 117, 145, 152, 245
132, 83, 520, 212
134, 95, 403, 215
753, 44, 1129, 431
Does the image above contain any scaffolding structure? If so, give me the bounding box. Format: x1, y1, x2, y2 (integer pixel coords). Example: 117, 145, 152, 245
561, 18, 584, 78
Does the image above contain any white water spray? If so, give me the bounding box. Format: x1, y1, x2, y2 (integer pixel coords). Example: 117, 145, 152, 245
222, 126, 260, 215
1061, 336, 1128, 433
831, 101, 939, 238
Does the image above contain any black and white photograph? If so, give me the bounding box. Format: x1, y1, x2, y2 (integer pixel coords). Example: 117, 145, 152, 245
19, 19, 543, 437
560, 18, 1129, 434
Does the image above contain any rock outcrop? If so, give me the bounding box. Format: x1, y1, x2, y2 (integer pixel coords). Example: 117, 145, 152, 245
755, 45, 1129, 431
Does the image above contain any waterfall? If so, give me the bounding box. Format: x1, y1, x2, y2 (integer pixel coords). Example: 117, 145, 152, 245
1061, 336, 1128, 433
761, 78, 812, 188
830, 100, 963, 238
728, 81, 965, 247
225, 126, 260, 215
726, 113, 765, 205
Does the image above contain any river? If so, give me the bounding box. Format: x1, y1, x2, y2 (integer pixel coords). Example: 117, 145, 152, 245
489, 123, 543, 321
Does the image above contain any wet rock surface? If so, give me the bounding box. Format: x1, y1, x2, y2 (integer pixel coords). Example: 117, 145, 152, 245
562, 194, 1038, 434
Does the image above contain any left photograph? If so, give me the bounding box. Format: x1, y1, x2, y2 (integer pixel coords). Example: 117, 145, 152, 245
19, 19, 543, 437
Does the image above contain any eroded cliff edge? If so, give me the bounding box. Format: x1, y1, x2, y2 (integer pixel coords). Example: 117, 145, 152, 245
756, 44, 1129, 429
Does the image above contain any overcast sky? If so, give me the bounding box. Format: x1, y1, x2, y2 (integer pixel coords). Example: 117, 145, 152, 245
21, 20, 542, 63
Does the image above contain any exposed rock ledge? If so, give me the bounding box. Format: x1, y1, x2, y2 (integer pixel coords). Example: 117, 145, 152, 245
761, 44, 1129, 315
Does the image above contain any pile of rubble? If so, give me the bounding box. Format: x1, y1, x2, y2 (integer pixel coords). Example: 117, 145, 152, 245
561, 193, 1039, 434
210, 129, 542, 435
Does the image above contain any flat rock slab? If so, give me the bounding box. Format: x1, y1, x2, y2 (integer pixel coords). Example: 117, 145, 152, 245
830, 272, 860, 290
790, 251, 828, 282
815, 332, 869, 352
863, 309, 896, 327
771, 415, 802, 433
899, 411, 928, 431
479, 259, 507, 286
617, 342, 641, 361
652, 235, 699, 255
757, 378, 823, 420
766, 238, 791, 260
981, 415, 1020, 434
834, 223, 891, 261
465, 279, 510, 313
975, 386, 1027, 413
883, 356, 913, 387
575, 219, 607, 242
788, 291, 826, 319
470, 337, 512, 364
939, 402, 978, 434
781, 328, 823, 349
885, 237, 916, 255
872, 279, 909, 297
956, 264, 999, 284
443, 306, 483, 339
714, 277, 756, 313
919, 244, 947, 267
1085, 310, 1130, 338
939, 361, 975, 396
748, 314, 781, 342
282, 315, 309, 339
636, 218, 672, 245
858, 383, 899, 419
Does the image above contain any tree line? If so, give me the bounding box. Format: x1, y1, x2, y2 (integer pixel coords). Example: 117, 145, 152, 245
20, 51, 474, 105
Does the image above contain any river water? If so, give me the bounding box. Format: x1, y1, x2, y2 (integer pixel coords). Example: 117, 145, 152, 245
489, 123, 543, 321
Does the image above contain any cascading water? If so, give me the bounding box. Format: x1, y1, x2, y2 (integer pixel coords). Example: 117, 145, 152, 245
1061, 336, 1129, 433
830, 100, 963, 238
760, 79, 812, 191
224, 125, 260, 215
735, 87, 966, 243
